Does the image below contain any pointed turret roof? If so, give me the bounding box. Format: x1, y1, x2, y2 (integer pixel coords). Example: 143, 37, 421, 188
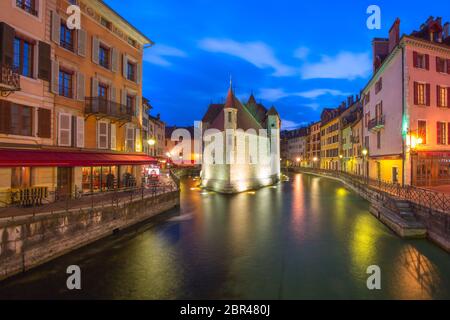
267, 106, 279, 116
247, 93, 257, 105
224, 80, 238, 109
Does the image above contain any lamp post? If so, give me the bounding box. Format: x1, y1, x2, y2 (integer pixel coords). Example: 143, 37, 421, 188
362, 148, 368, 182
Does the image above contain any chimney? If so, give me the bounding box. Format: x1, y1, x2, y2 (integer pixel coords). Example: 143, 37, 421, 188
347, 95, 354, 107
444, 22, 450, 39
388, 18, 401, 52
372, 38, 389, 73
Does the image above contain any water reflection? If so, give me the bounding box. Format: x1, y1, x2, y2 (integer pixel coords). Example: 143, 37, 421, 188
0, 174, 449, 299
395, 245, 442, 300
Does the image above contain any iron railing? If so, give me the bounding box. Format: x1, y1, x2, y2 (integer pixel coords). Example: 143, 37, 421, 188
295, 168, 450, 213
85, 97, 134, 122
0, 64, 20, 91
368, 116, 385, 131
0, 181, 178, 221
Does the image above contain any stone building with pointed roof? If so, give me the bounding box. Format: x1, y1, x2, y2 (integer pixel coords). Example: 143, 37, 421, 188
200, 84, 281, 193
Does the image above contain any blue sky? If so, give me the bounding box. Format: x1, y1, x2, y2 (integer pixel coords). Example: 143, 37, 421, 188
106, 0, 450, 129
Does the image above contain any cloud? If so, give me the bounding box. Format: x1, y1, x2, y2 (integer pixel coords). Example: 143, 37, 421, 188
294, 47, 310, 60
300, 52, 372, 80
281, 119, 303, 130
258, 88, 349, 102
296, 89, 350, 99
144, 44, 187, 67
199, 38, 296, 77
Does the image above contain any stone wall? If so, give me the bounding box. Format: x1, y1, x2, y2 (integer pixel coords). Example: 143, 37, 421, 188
0, 191, 179, 281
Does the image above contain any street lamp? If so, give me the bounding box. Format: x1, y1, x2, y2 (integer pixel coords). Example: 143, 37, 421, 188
147, 138, 156, 146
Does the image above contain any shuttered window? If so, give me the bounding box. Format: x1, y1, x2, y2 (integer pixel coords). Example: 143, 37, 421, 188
77, 29, 87, 56
38, 41, 51, 81
97, 121, 108, 149
437, 122, 447, 145
60, 22, 74, 52
76, 117, 85, 148
58, 113, 72, 146
0, 102, 32, 136
37, 108, 51, 138
59, 69, 73, 98
125, 126, 135, 152
110, 123, 117, 150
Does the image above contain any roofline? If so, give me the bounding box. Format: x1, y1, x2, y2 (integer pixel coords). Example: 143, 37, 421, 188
98, 0, 154, 45
362, 34, 450, 95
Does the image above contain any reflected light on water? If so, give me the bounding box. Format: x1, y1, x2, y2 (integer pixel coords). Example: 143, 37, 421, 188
350, 215, 379, 271
394, 245, 441, 300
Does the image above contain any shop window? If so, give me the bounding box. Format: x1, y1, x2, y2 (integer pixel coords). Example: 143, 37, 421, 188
11, 167, 32, 188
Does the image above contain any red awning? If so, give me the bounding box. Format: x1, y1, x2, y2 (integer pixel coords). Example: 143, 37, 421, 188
0, 149, 157, 167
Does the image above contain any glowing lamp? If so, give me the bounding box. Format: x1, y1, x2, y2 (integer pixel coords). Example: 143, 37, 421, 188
362, 149, 368, 156
147, 138, 156, 146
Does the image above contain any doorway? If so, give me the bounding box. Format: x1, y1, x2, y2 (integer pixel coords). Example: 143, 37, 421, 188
57, 167, 73, 199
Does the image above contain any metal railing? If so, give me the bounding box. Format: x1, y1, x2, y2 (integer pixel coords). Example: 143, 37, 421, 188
0, 181, 178, 221
295, 168, 450, 214
85, 97, 134, 121
0, 64, 20, 90
368, 116, 385, 131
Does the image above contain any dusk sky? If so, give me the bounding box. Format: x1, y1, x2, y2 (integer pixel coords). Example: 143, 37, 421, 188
106, 0, 450, 129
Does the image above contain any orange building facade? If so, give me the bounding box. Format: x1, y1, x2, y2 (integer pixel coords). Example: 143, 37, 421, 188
0, 0, 153, 205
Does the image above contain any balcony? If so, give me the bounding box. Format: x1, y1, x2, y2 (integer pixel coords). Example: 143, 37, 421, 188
368, 116, 385, 131
85, 97, 134, 123
0, 64, 21, 97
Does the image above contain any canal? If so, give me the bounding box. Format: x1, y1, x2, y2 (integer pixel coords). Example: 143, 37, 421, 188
0, 173, 449, 299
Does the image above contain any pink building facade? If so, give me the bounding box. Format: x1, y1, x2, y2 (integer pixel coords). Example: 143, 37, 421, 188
363, 17, 450, 186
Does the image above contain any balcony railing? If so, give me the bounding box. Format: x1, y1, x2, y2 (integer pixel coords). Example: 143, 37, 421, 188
0, 64, 21, 95
368, 116, 385, 131
85, 97, 134, 122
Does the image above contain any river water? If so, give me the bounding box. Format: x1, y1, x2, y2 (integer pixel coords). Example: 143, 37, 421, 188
0, 173, 449, 299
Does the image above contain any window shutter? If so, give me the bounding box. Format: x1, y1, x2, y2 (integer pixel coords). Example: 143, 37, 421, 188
413, 82, 418, 105
76, 116, 85, 148
448, 123, 450, 145
136, 63, 141, 84
436, 57, 440, 72
0, 22, 15, 66
91, 77, 99, 97
97, 122, 108, 149
413, 51, 418, 68
110, 123, 117, 150
121, 89, 127, 106
135, 128, 140, 151
426, 83, 431, 106
92, 36, 99, 64
447, 87, 450, 108
0, 100, 11, 134
51, 60, 59, 94
122, 54, 128, 77
77, 29, 87, 57
51, 11, 61, 45
37, 108, 51, 138
447, 59, 450, 74
76, 72, 85, 101
110, 86, 116, 102
111, 48, 118, 73
437, 123, 442, 144
425, 54, 430, 70
135, 95, 140, 117
437, 85, 441, 106
58, 113, 72, 146
38, 41, 51, 81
